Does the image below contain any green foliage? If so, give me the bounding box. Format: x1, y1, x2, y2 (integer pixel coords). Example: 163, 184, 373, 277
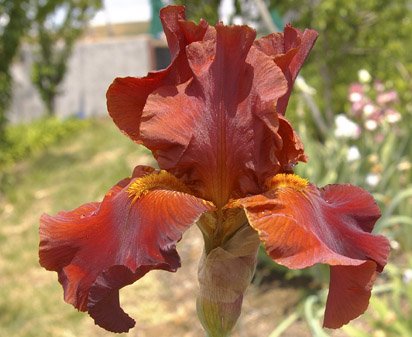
0, 117, 89, 171
0, 0, 101, 142
174, 0, 222, 23
0, 72, 11, 140
0, 0, 30, 68
0, 0, 32, 142
31, 0, 102, 115
269, 0, 412, 120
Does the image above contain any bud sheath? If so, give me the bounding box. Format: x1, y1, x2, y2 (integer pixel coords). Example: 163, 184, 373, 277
196, 225, 260, 337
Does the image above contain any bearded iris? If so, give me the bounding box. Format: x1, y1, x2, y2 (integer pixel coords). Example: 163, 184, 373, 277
39, 6, 390, 336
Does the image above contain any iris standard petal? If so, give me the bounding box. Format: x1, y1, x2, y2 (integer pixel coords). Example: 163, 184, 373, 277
106, 5, 208, 142
254, 25, 318, 115
234, 175, 390, 328
39, 167, 213, 332
140, 24, 289, 206
275, 116, 307, 172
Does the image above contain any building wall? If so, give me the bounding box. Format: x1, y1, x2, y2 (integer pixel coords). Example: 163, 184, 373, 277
8, 35, 152, 123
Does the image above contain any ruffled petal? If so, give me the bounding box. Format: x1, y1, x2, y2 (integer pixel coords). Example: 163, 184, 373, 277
39, 167, 214, 332
254, 25, 318, 115
107, 7, 312, 202
140, 24, 288, 206
106, 6, 208, 142
234, 176, 390, 327
275, 116, 307, 172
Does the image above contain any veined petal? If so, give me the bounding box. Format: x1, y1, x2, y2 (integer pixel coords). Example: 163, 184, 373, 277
140, 24, 288, 206
39, 166, 214, 333
106, 6, 208, 142
234, 174, 390, 328
254, 25, 318, 115
107, 6, 312, 202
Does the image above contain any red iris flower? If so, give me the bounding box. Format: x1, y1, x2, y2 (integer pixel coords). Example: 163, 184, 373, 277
39, 5, 390, 334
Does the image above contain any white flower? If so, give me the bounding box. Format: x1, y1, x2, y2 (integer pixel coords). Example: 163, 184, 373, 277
349, 92, 362, 102
390, 240, 400, 250
358, 69, 372, 83
334, 114, 360, 139
365, 119, 378, 131
363, 103, 376, 117
366, 173, 380, 187
385, 110, 401, 124
347, 146, 360, 162
0, 13, 10, 28
403, 269, 412, 284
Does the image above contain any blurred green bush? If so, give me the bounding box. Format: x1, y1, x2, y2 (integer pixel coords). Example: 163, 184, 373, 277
0, 117, 89, 171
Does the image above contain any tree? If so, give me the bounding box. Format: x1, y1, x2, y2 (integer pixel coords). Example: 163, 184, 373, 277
268, 0, 412, 122
0, 0, 32, 143
31, 0, 101, 116
174, 0, 222, 24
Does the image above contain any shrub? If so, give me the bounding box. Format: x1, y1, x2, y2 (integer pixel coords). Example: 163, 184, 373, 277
0, 117, 89, 172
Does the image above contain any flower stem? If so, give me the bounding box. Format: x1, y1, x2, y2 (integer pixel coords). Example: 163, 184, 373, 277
205, 331, 230, 337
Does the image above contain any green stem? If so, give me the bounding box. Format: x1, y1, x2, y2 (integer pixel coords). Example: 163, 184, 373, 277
205, 332, 230, 337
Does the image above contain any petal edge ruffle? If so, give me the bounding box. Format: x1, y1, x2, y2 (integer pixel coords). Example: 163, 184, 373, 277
254, 25, 318, 115
106, 6, 209, 143
39, 167, 213, 332
234, 178, 389, 327
140, 25, 289, 205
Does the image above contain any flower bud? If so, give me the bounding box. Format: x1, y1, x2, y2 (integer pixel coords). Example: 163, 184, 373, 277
196, 225, 260, 337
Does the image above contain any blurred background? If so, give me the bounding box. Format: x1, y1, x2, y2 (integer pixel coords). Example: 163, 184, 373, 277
0, 0, 411, 336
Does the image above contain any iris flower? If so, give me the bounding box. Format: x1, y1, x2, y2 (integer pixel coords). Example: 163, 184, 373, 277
39, 6, 390, 336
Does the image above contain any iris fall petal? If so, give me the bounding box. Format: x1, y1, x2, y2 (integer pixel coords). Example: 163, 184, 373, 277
235, 179, 390, 327
324, 261, 377, 328
39, 167, 213, 332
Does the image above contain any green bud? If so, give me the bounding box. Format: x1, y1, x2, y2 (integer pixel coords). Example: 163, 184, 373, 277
196, 225, 260, 337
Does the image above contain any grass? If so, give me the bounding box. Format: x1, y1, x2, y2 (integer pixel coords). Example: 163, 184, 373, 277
0, 118, 157, 337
